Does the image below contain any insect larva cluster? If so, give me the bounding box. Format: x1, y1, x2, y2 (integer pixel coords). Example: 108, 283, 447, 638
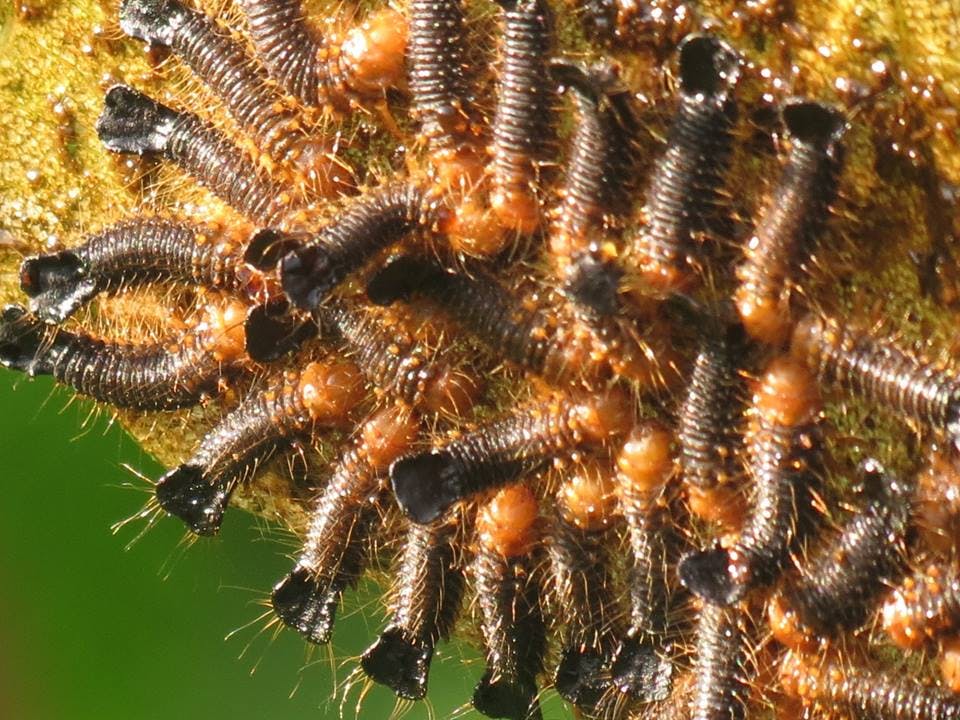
3, 0, 960, 718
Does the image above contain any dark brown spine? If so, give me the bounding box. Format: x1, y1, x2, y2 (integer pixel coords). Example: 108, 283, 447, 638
548, 514, 622, 710
633, 35, 739, 290
19, 218, 245, 323
678, 332, 746, 491
490, 0, 554, 232
317, 300, 440, 408
783, 460, 911, 636
408, 0, 475, 150
361, 520, 466, 700
280, 183, 428, 310
792, 314, 960, 443
472, 547, 546, 720
689, 603, 750, 720
782, 652, 960, 720
235, 0, 328, 107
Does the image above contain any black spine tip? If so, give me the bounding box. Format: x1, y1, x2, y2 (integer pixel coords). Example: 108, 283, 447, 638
677, 35, 741, 97
97, 85, 178, 155
271, 566, 338, 645
553, 647, 608, 709
19, 252, 96, 323
782, 100, 846, 148
678, 548, 742, 605
243, 229, 304, 272
279, 246, 333, 311
155, 464, 228, 536
610, 637, 674, 702
473, 671, 542, 720
0, 304, 50, 375
244, 302, 317, 362
360, 627, 432, 700
565, 255, 623, 317
119, 0, 186, 46
390, 452, 464, 525
548, 60, 596, 98
365, 254, 442, 306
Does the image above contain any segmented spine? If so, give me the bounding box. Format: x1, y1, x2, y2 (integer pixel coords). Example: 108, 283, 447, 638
791, 313, 960, 443
74, 219, 245, 291
690, 603, 750, 720
677, 329, 748, 529
236, 0, 325, 106
770, 459, 912, 649
390, 391, 632, 524
165, 112, 298, 225
780, 651, 960, 720
19, 218, 256, 323
155, 359, 364, 534
726, 358, 822, 596
236, 0, 407, 110
611, 421, 680, 703
408, 0, 481, 183
121, 0, 296, 159
280, 183, 429, 311
119, 0, 354, 194
472, 485, 546, 720
548, 465, 623, 710
97, 86, 299, 227
550, 61, 639, 265
361, 519, 466, 700
883, 563, 960, 650
0, 302, 247, 410
366, 256, 607, 386
317, 298, 477, 416
680, 357, 824, 605
735, 101, 846, 345
632, 34, 739, 291
489, 0, 554, 234
273, 405, 419, 644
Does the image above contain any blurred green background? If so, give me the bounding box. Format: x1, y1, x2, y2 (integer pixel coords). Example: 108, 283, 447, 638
0, 370, 571, 720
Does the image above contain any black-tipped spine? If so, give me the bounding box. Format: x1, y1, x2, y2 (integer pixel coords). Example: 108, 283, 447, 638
633, 34, 740, 288
156, 366, 335, 534
361, 520, 465, 700
280, 184, 427, 311
2, 319, 237, 410
367, 257, 585, 385
613, 489, 680, 701
735, 100, 846, 343
98, 86, 296, 226
274, 407, 415, 644
274, 454, 381, 642
121, 0, 304, 162
548, 513, 622, 710
21, 219, 247, 322
0, 305, 53, 374
680, 362, 824, 605
783, 459, 911, 636
391, 397, 603, 523
472, 549, 546, 720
